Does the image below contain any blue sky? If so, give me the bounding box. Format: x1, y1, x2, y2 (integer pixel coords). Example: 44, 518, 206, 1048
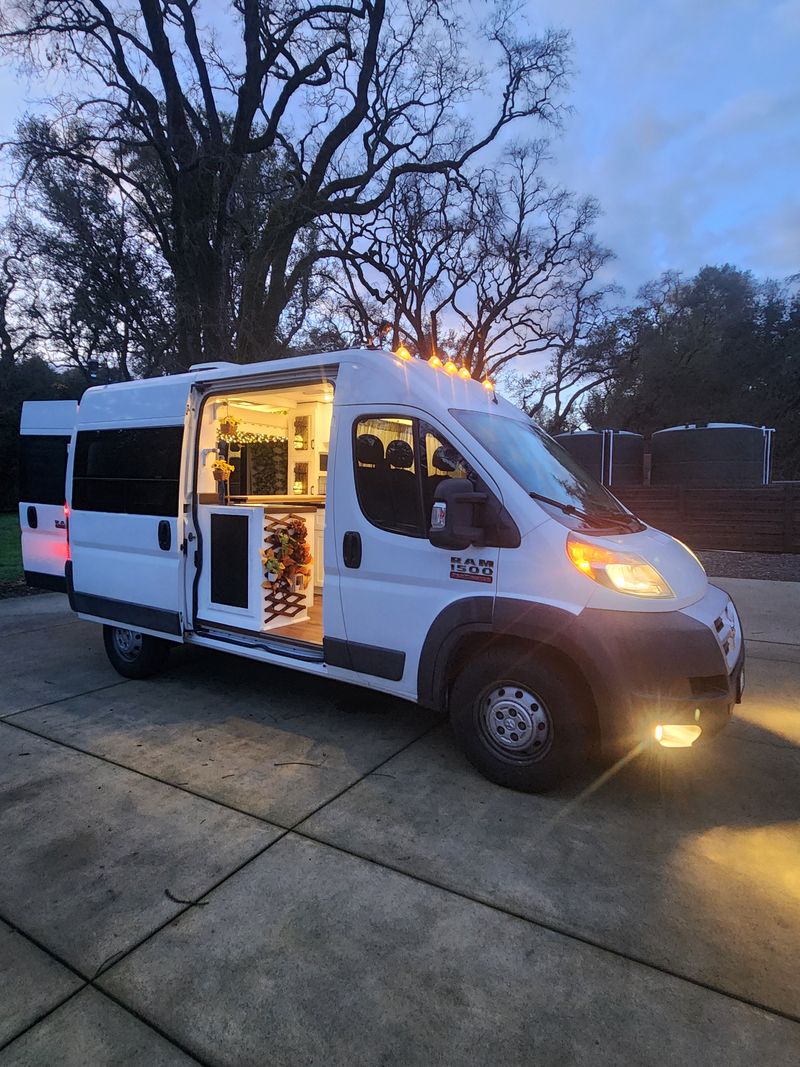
1, 0, 797, 300
536, 0, 800, 295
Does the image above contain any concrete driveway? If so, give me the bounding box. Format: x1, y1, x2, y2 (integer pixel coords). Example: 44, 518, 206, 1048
1, 579, 799, 1065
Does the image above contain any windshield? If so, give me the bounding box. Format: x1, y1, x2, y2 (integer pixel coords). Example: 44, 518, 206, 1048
453, 409, 632, 520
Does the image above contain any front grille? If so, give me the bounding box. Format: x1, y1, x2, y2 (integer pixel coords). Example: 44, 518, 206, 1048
690, 674, 728, 697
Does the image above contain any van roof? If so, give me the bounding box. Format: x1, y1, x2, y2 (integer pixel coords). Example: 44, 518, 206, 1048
77, 349, 528, 427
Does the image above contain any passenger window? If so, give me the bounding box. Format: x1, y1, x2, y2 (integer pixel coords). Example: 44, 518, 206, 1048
19, 435, 69, 505
72, 426, 183, 516
421, 425, 474, 518
353, 417, 425, 536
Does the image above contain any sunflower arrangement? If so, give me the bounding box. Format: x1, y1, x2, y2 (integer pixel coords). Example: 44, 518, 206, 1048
211, 458, 235, 482
261, 517, 313, 595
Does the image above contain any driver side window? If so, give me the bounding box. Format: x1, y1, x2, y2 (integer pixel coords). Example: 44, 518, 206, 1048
420, 423, 474, 520
352, 416, 472, 537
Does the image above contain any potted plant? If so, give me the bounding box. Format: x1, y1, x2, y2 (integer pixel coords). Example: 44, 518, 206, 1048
211, 458, 235, 482
261, 518, 313, 598
218, 416, 239, 438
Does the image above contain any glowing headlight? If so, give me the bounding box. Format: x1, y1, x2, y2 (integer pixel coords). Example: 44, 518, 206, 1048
566, 533, 674, 598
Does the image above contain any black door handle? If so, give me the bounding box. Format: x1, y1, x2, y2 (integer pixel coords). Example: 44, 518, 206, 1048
342, 530, 362, 569
27, 506, 38, 529
158, 520, 172, 551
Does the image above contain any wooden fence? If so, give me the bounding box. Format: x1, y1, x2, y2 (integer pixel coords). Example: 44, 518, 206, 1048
614, 484, 800, 553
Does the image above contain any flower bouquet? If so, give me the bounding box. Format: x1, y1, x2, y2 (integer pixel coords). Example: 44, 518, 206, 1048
211, 458, 235, 482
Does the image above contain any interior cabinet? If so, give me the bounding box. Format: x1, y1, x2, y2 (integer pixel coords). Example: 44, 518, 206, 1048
289, 402, 331, 498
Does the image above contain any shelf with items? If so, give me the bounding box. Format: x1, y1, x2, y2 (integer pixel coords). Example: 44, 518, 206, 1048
287, 401, 332, 498
261, 511, 315, 627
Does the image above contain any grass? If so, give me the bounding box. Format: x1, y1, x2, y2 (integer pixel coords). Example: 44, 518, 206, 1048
0, 512, 23, 584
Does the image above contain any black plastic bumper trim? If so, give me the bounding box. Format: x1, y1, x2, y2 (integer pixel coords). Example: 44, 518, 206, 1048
72, 590, 182, 636
24, 570, 67, 594
324, 637, 406, 680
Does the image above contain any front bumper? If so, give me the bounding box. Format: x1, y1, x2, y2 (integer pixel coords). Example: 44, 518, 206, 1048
568, 584, 744, 754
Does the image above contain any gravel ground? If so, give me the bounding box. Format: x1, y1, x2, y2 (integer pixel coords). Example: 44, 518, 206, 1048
698, 550, 800, 582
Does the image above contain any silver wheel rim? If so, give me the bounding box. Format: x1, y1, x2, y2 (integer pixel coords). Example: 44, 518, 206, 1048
480, 683, 551, 758
112, 628, 143, 662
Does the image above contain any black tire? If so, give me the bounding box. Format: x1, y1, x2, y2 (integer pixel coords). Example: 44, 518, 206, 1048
449, 645, 593, 792
103, 624, 171, 679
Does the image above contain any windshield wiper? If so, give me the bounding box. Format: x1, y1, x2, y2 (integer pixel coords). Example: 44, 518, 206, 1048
528, 490, 639, 530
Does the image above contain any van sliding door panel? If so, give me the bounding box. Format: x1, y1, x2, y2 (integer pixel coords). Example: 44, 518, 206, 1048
66, 396, 189, 636
210, 513, 249, 608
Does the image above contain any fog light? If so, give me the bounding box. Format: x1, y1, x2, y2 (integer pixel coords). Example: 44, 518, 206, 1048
654, 724, 702, 748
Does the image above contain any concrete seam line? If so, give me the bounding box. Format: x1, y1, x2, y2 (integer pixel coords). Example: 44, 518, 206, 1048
0, 679, 134, 721
81, 983, 212, 1067
89, 722, 442, 979
0, 715, 289, 827
0, 985, 88, 1056
0, 722, 440, 992
289, 829, 800, 1029
0, 713, 440, 833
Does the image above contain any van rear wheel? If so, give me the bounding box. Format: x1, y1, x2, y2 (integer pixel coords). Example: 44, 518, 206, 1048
449, 647, 592, 792
103, 625, 171, 679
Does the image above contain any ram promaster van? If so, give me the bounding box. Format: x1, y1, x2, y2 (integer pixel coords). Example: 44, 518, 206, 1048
19, 350, 744, 791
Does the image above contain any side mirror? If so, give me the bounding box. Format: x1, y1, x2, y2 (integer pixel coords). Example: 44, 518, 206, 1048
429, 478, 488, 549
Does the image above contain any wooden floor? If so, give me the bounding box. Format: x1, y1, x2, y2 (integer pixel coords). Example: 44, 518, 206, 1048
269, 597, 323, 645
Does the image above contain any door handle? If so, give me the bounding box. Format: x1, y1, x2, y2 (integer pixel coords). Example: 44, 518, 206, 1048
158, 520, 172, 552
342, 530, 362, 569
27, 506, 38, 529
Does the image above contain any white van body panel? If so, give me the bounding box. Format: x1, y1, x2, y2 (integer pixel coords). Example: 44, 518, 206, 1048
331, 392, 506, 698
67, 380, 190, 638
76, 375, 191, 427
19, 400, 78, 585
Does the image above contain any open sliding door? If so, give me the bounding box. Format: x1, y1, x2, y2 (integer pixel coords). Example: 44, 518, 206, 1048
66, 379, 190, 640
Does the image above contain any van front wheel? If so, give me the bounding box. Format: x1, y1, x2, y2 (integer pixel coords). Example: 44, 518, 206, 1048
103, 625, 171, 679
449, 648, 592, 792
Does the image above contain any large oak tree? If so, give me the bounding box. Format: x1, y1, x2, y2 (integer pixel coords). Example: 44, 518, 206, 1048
1, 0, 571, 366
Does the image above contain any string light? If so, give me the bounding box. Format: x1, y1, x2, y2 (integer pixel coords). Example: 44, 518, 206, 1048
218, 432, 288, 445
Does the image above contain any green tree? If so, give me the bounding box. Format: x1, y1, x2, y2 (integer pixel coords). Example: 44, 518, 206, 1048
583, 266, 800, 478
11, 122, 177, 380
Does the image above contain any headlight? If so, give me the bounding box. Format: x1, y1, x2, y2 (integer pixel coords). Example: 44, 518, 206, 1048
566, 533, 674, 598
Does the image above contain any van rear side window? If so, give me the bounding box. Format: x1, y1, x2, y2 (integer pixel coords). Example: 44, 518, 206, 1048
72, 427, 183, 516
19, 435, 69, 505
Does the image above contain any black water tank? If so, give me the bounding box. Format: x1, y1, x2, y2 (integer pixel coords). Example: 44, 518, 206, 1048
650, 423, 772, 487
606, 431, 645, 487
555, 430, 644, 487
555, 431, 605, 482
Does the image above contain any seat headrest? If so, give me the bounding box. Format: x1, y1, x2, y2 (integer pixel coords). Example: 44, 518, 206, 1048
386, 439, 414, 470
356, 433, 384, 466
431, 445, 459, 473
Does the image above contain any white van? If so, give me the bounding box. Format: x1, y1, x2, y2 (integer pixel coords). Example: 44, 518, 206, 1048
19, 349, 744, 791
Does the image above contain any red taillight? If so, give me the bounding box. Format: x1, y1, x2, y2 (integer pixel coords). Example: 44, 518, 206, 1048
64, 502, 70, 561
